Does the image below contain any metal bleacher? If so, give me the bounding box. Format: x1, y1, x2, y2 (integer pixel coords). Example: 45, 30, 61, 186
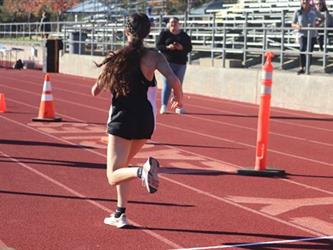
1, 0, 333, 72
178, 0, 333, 70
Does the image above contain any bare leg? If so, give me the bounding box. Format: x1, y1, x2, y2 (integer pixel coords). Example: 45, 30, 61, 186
116, 139, 147, 207
107, 134, 147, 207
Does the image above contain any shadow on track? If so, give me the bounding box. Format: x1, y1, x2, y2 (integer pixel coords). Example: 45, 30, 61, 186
148, 141, 244, 150
0, 155, 105, 169
0, 139, 93, 149
186, 112, 333, 122
160, 167, 229, 176
123, 226, 332, 249
0, 190, 194, 208
0, 156, 236, 176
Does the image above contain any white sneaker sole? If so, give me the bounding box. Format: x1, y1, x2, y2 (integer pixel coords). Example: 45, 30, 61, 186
175, 108, 185, 114
104, 216, 128, 228
143, 157, 160, 193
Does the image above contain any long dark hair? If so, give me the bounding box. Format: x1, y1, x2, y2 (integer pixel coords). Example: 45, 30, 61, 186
318, 0, 328, 11
298, 0, 310, 14
96, 13, 151, 97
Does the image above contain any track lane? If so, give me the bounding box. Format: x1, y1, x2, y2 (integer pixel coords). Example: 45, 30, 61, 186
2, 69, 333, 133
2, 80, 332, 169
1, 104, 333, 237
1, 69, 333, 249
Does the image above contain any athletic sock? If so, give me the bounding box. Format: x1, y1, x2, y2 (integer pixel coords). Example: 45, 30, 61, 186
114, 207, 126, 218
137, 167, 143, 178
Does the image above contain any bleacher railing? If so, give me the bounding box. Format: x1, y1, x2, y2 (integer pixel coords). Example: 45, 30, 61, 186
0, 13, 332, 74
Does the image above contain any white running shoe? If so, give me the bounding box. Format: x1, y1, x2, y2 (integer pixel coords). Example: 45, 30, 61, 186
175, 107, 185, 114
160, 105, 167, 114
104, 213, 128, 228
141, 157, 160, 193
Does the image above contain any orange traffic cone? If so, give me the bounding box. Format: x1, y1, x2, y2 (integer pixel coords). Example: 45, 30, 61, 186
0, 93, 6, 113
238, 51, 285, 177
32, 74, 62, 122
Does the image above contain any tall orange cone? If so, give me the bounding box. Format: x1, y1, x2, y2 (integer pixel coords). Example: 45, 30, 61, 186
0, 93, 6, 113
32, 74, 62, 122
238, 51, 285, 177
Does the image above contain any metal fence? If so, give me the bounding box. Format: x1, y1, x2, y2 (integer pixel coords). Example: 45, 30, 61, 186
1, 13, 333, 74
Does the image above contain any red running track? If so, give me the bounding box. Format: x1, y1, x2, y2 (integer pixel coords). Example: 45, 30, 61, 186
1, 68, 333, 250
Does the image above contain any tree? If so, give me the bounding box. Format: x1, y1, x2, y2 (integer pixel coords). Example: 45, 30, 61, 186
3, 0, 79, 22
48, 0, 80, 21
3, 0, 44, 21
20, 0, 46, 21
3, 0, 23, 20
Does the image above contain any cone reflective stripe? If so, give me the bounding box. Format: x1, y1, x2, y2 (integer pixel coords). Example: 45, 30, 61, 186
38, 77, 55, 118
262, 71, 272, 81
238, 51, 285, 177
0, 93, 6, 113
32, 74, 62, 122
41, 78, 53, 101
261, 85, 272, 95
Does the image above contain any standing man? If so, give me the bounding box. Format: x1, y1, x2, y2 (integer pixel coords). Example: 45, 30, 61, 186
157, 17, 192, 114
39, 11, 51, 39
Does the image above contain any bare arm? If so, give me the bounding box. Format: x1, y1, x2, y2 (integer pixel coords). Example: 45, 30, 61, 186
155, 51, 183, 109
292, 11, 301, 30
91, 51, 118, 96
91, 81, 104, 96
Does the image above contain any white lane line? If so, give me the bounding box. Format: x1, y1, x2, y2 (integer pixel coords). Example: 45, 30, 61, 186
3, 99, 333, 197
160, 122, 333, 167
8, 70, 333, 126
0, 102, 332, 239
2, 80, 333, 150
160, 143, 333, 196
3, 98, 333, 196
0, 150, 183, 249
174, 235, 333, 250
162, 176, 327, 237
185, 113, 333, 147
3, 100, 333, 198
2, 74, 333, 134
2, 74, 333, 137
4, 94, 333, 168
0, 239, 8, 248
1, 85, 105, 115
191, 92, 333, 119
